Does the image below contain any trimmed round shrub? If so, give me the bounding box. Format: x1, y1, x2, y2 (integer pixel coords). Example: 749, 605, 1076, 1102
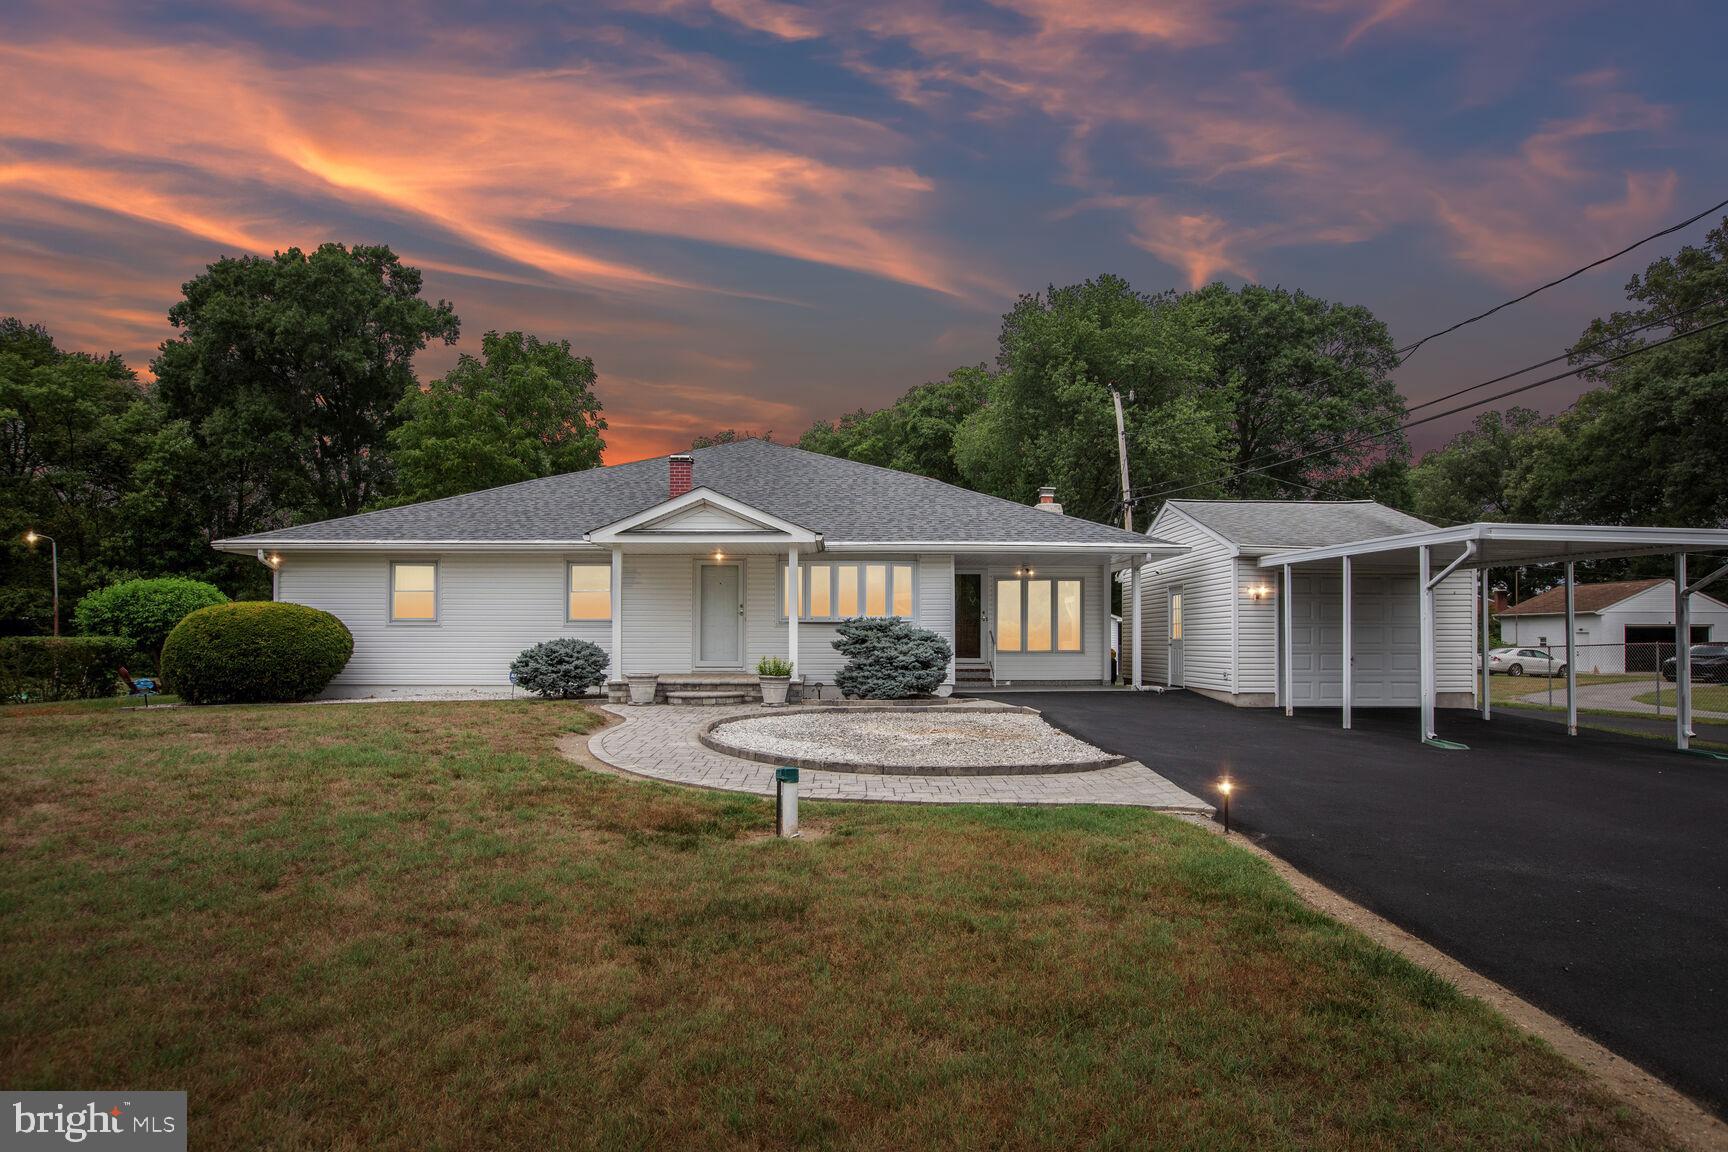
832, 617, 953, 699
74, 577, 230, 671
510, 638, 610, 699
0, 636, 133, 703
161, 602, 353, 704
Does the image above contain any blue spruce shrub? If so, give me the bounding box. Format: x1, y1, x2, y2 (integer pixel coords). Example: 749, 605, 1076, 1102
511, 638, 610, 699
832, 617, 953, 699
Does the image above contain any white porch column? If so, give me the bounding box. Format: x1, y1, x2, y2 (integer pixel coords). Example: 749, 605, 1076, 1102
1340, 555, 1353, 730
610, 547, 625, 681
1481, 566, 1493, 721
1131, 556, 1144, 690
1564, 561, 1578, 737
787, 546, 800, 681
1418, 545, 1435, 741
1676, 553, 1691, 752
1282, 563, 1294, 716
1101, 559, 1114, 685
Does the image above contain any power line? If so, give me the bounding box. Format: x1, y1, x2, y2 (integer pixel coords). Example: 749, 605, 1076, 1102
1405, 294, 1725, 414
1396, 195, 1728, 360
1151, 296, 1721, 501
1133, 315, 1728, 505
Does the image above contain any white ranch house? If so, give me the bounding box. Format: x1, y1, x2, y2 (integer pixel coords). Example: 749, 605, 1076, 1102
218, 440, 1180, 701
217, 438, 1728, 749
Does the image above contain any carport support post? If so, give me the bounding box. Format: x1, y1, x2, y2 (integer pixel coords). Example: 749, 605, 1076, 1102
1481, 566, 1492, 721
1131, 557, 1144, 690
1564, 561, 1578, 737
1340, 555, 1353, 730
1676, 553, 1691, 751
1282, 563, 1294, 717
1418, 545, 1435, 741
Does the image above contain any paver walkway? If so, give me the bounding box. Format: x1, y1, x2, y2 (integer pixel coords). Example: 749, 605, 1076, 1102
588, 703, 1212, 810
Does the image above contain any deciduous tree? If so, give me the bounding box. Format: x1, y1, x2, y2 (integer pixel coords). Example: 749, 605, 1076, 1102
389, 330, 605, 504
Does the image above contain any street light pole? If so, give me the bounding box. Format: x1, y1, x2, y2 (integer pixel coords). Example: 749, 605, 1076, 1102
24, 531, 58, 637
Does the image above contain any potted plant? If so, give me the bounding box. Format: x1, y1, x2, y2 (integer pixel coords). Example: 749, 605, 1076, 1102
756, 655, 794, 706
626, 672, 659, 705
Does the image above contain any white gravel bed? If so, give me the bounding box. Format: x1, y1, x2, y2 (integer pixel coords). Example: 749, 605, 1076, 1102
710, 711, 1112, 769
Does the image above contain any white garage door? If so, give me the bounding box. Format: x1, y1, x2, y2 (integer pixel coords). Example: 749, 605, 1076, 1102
1288, 572, 1421, 707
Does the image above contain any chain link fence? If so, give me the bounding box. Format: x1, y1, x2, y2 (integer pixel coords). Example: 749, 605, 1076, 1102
1491, 640, 1727, 719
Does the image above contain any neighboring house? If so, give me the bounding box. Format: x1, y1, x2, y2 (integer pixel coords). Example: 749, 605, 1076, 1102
1498, 578, 1727, 673
1136, 500, 1478, 708
215, 439, 1180, 698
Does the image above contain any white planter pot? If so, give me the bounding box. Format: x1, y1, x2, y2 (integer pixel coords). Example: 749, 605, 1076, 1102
626, 674, 659, 706
759, 676, 791, 706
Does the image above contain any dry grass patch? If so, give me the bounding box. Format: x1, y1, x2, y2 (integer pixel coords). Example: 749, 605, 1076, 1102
0, 699, 1675, 1150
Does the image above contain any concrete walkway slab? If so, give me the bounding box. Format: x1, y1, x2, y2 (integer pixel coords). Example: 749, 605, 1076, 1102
587, 703, 1212, 811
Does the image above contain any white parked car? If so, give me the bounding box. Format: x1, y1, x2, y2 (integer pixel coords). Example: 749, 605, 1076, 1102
1488, 646, 1567, 677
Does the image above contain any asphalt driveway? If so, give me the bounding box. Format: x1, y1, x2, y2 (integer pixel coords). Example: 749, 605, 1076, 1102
989, 690, 1728, 1115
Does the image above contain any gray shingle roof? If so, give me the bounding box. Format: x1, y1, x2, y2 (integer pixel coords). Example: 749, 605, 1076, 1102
222, 438, 1161, 548
1162, 499, 1436, 549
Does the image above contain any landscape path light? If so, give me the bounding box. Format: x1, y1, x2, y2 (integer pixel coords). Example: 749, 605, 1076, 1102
1217, 775, 1233, 835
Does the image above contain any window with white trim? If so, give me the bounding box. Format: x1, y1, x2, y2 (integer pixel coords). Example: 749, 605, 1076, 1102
567, 563, 612, 621
390, 562, 438, 622
784, 562, 915, 621
995, 576, 1082, 652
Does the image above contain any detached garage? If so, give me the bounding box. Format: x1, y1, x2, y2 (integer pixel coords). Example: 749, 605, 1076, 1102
1499, 578, 1728, 672
1136, 501, 1476, 710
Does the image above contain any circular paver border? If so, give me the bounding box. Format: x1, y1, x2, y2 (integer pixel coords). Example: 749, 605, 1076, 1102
698, 708, 1131, 777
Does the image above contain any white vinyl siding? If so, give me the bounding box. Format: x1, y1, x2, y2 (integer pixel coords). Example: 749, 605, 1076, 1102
1137, 512, 1239, 693
279, 553, 610, 688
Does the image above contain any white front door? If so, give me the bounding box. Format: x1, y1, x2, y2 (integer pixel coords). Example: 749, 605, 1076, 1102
697, 563, 743, 667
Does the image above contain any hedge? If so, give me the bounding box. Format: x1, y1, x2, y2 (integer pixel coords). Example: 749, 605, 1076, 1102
161, 602, 354, 704
0, 636, 133, 703
73, 577, 230, 672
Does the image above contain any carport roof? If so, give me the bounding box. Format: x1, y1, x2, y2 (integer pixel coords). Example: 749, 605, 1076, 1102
1256, 521, 1728, 570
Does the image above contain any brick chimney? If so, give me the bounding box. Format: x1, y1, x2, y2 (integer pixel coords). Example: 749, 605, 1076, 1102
668, 453, 694, 499
1035, 485, 1062, 514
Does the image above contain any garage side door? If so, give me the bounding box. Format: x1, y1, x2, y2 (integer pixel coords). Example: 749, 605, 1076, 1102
1290, 573, 1421, 707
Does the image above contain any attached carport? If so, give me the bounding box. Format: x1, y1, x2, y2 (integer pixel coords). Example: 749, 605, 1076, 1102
1259, 523, 1728, 752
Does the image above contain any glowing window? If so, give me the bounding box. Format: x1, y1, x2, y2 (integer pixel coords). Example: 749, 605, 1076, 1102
892, 565, 914, 617
391, 563, 437, 621
864, 564, 888, 616
568, 564, 611, 621
836, 566, 860, 617
996, 579, 1022, 652
1057, 579, 1082, 651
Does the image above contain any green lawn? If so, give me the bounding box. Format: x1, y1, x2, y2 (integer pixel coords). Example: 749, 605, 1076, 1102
1635, 683, 1728, 712
0, 699, 1670, 1150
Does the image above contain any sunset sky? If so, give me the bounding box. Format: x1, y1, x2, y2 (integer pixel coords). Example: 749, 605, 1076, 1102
3, 0, 1724, 463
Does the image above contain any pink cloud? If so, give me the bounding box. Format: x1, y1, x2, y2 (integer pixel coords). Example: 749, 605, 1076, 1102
0, 36, 974, 298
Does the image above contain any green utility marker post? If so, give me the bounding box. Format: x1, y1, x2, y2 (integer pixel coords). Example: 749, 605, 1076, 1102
775, 767, 800, 838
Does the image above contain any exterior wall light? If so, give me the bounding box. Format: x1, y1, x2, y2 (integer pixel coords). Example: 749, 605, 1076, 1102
1245, 584, 1271, 600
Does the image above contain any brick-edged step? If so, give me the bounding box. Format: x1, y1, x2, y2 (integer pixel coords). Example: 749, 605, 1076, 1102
664, 690, 754, 706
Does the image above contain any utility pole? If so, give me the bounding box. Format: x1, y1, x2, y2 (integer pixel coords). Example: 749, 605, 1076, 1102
1109, 384, 1133, 533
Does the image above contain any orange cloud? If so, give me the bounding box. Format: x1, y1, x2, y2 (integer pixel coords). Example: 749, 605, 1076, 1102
0, 36, 971, 299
